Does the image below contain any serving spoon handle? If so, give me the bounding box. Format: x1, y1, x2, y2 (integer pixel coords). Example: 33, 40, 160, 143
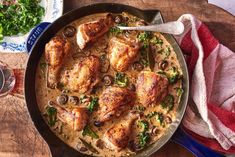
118, 21, 184, 35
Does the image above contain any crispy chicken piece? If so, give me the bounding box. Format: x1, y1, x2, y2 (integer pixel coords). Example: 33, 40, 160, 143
61, 55, 100, 93
103, 113, 138, 151
45, 36, 70, 88
109, 37, 140, 72
50, 102, 89, 131
136, 71, 169, 106
97, 86, 135, 122
76, 14, 113, 50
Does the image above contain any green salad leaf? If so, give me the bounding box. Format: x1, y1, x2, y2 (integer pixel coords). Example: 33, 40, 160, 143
0, 0, 45, 41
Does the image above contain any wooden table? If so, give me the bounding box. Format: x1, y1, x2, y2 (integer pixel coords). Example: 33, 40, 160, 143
0, 0, 235, 156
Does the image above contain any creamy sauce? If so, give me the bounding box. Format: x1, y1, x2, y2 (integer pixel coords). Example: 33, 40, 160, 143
35, 12, 183, 157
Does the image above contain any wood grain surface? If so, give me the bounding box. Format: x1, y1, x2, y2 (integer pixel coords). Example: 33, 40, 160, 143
0, 0, 235, 157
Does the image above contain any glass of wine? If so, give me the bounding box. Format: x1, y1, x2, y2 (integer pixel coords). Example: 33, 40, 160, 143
0, 61, 16, 97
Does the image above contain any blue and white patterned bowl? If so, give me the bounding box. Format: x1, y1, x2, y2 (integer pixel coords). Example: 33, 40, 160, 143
0, 0, 63, 53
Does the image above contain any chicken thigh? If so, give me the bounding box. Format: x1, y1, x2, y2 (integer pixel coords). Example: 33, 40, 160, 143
109, 37, 140, 72
103, 113, 138, 151
136, 71, 169, 106
76, 14, 113, 50
97, 86, 135, 122
45, 36, 71, 88
61, 55, 100, 93
50, 102, 89, 131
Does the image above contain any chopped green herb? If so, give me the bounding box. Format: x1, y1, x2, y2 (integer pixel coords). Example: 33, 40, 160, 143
161, 94, 174, 111
138, 120, 150, 147
88, 97, 99, 112
166, 67, 180, 84
146, 111, 158, 118
164, 46, 171, 58
150, 37, 163, 45
156, 112, 164, 125
109, 26, 122, 35
140, 58, 149, 67
0, 0, 45, 42
157, 70, 166, 76
137, 31, 152, 42
175, 87, 184, 97
157, 48, 164, 54
139, 132, 150, 147
117, 23, 128, 27
134, 105, 146, 112
46, 106, 57, 126
142, 42, 149, 48
138, 120, 149, 132
82, 125, 99, 139
79, 94, 88, 103
114, 72, 129, 87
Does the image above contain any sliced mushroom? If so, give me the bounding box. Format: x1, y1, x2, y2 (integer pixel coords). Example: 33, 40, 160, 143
128, 140, 142, 152
99, 54, 110, 73
69, 96, 79, 105
63, 25, 76, 38
94, 121, 104, 127
114, 15, 124, 24
132, 61, 144, 71
95, 139, 105, 149
165, 116, 172, 124
151, 126, 158, 135
57, 94, 68, 105
159, 60, 168, 70
102, 75, 114, 86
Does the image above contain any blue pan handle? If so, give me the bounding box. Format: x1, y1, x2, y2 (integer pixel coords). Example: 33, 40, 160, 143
172, 128, 225, 157
26, 22, 51, 53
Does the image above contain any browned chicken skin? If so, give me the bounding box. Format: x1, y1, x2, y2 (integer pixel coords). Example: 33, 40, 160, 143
109, 37, 140, 72
103, 113, 138, 151
136, 71, 169, 106
61, 55, 100, 94
76, 14, 113, 50
98, 86, 135, 122
45, 36, 71, 88
50, 102, 89, 131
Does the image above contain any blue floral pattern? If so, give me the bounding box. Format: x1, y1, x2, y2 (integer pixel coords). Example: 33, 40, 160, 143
0, 42, 26, 52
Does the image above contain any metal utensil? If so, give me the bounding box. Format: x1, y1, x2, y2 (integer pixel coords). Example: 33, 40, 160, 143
118, 21, 184, 35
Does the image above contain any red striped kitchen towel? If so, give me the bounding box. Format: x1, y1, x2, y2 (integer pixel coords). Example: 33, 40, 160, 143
174, 14, 235, 153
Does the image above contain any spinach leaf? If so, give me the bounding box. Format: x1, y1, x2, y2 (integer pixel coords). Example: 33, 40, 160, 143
139, 132, 150, 147
46, 106, 57, 126
114, 72, 129, 87
161, 94, 175, 111
82, 125, 99, 139
138, 120, 150, 147
88, 97, 99, 112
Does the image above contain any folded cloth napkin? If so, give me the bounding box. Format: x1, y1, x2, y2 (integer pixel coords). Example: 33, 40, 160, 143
174, 14, 235, 153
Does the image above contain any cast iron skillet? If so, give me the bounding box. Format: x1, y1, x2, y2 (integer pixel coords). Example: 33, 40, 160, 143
24, 3, 225, 157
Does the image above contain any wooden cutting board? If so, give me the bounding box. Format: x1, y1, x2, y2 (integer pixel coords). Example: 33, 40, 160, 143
0, 0, 234, 157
